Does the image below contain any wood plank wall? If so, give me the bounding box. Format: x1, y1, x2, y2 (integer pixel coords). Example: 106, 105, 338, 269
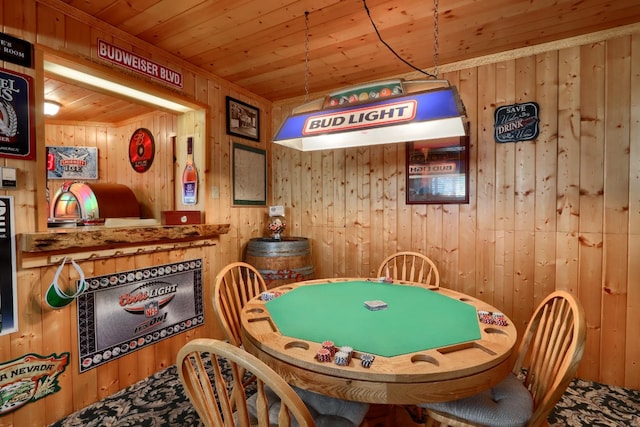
1, 1, 272, 425
1, 0, 639, 425
45, 113, 177, 219
272, 32, 640, 390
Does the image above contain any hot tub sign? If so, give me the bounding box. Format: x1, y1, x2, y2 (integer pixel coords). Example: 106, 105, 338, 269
0, 352, 69, 415
494, 102, 539, 143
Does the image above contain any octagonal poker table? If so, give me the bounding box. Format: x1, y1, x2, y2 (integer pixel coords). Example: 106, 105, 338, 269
241, 278, 517, 404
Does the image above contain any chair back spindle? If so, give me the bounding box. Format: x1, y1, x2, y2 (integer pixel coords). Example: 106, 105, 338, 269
514, 291, 586, 426
376, 251, 440, 287
424, 290, 586, 427
177, 338, 315, 427
214, 262, 267, 346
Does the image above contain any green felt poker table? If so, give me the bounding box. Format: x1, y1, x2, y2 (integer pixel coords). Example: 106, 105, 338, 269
241, 278, 517, 404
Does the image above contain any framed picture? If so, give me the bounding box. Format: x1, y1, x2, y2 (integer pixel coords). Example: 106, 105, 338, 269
406, 134, 470, 204
0, 196, 18, 336
0, 68, 35, 160
226, 96, 260, 142
233, 142, 266, 206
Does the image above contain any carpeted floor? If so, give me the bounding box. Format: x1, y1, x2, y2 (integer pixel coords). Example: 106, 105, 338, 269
50, 362, 640, 427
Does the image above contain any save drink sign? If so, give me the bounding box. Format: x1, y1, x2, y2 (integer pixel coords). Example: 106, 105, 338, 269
97, 39, 183, 88
494, 102, 540, 143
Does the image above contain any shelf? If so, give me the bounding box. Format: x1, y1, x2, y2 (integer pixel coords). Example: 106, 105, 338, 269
19, 223, 231, 253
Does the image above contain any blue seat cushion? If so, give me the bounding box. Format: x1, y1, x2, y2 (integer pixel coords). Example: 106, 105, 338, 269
419, 373, 533, 427
246, 385, 369, 427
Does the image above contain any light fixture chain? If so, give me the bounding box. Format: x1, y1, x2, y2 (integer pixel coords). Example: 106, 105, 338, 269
304, 11, 310, 101
433, 0, 439, 77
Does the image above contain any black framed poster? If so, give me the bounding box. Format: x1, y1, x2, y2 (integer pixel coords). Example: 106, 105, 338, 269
226, 96, 260, 142
0, 196, 18, 335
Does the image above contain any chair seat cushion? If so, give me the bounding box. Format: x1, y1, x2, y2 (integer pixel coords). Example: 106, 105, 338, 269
293, 386, 369, 426
419, 373, 534, 427
246, 386, 369, 427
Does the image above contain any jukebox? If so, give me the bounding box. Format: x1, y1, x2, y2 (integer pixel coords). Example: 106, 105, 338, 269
48, 181, 140, 226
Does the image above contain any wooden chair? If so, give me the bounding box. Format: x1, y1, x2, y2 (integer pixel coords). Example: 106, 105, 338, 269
213, 262, 370, 426
177, 338, 315, 427
376, 251, 440, 287
421, 290, 587, 427
213, 261, 267, 347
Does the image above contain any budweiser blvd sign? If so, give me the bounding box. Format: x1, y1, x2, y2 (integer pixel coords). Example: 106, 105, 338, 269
97, 39, 183, 88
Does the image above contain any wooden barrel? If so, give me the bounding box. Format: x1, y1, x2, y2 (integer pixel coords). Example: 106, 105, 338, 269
245, 237, 314, 288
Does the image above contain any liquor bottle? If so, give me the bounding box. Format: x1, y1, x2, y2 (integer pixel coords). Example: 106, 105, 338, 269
182, 137, 198, 205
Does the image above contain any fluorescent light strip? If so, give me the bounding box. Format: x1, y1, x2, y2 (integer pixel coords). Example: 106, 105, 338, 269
44, 62, 193, 113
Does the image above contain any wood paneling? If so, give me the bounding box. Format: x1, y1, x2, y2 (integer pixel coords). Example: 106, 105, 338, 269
2, 1, 640, 425
272, 32, 640, 391
45, 112, 177, 220
44, 75, 156, 123
1, 1, 272, 426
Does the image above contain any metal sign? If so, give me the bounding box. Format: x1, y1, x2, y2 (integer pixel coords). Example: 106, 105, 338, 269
494, 102, 540, 143
46, 146, 99, 180
0, 33, 33, 68
0, 196, 18, 336
0, 353, 69, 415
76, 259, 204, 372
97, 39, 183, 88
128, 128, 155, 173
0, 68, 35, 160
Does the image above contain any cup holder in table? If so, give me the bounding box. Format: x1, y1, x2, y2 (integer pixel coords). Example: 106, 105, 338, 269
284, 340, 310, 351
410, 354, 440, 366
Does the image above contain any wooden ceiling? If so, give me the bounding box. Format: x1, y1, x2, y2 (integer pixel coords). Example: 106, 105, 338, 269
44, 75, 159, 123
46, 0, 640, 123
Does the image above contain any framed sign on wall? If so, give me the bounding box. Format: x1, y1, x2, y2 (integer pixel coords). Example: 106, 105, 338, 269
232, 142, 266, 206
0, 68, 35, 160
0, 196, 18, 336
226, 96, 260, 142
406, 134, 470, 205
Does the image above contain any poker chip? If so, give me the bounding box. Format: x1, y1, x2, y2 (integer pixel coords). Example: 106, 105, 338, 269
322, 341, 336, 356
316, 348, 332, 362
261, 291, 275, 301
334, 351, 349, 366
339, 346, 353, 363
477, 310, 509, 326
360, 353, 375, 368
492, 312, 508, 326
477, 310, 492, 324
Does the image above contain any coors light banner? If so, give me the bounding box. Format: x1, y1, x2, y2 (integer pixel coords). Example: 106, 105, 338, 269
76, 259, 204, 372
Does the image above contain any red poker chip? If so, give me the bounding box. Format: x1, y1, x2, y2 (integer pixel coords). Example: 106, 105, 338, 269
316, 348, 331, 362
322, 341, 336, 356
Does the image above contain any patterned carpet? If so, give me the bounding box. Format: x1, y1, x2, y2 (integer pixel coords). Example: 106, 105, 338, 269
50, 362, 640, 427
